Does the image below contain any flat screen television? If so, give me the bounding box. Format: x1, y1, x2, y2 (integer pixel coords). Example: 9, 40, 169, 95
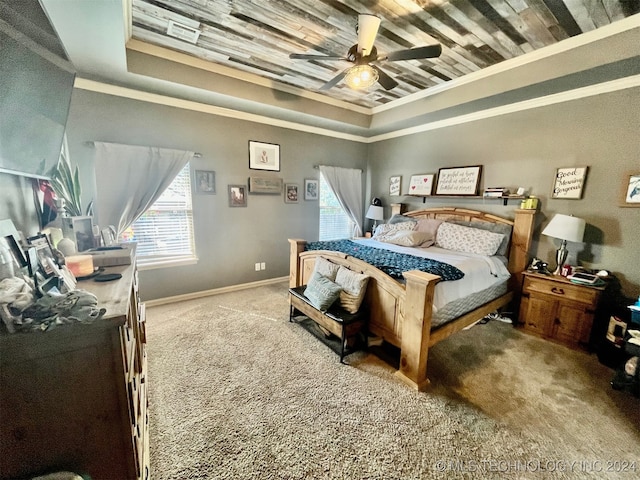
0, 4, 75, 179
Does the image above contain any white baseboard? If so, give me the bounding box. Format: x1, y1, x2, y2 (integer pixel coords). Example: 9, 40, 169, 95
144, 276, 288, 308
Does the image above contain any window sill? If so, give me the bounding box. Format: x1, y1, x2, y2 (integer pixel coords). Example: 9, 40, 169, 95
137, 256, 198, 271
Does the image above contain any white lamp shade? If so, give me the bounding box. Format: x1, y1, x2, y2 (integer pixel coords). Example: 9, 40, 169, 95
365, 205, 384, 221
542, 214, 586, 243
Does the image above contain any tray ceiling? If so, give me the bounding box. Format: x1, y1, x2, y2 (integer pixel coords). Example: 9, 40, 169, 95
131, 0, 639, 108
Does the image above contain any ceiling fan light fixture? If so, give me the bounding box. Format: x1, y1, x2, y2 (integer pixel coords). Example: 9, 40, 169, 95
345, 65, 378, 89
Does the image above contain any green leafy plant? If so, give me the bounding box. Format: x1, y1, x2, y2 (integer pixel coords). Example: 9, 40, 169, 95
48, 148, 93, 217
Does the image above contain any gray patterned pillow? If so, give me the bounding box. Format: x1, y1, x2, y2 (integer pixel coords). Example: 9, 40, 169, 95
304, 272, 342, 311
435, 222, 505, 256
334, 266, 370, 314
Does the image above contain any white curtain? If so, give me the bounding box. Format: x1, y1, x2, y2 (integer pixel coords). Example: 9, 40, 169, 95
94, 142, 194, 236
319, 165, 363, 237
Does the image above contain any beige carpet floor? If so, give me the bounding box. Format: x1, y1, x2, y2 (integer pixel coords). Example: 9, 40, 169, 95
146, 281, 639, 479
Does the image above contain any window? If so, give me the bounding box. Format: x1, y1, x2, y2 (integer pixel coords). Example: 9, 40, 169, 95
319, 174, 354, 240
121, 164, 196, 268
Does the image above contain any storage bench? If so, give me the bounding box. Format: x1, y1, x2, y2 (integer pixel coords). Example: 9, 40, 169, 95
289, 286, 368, 362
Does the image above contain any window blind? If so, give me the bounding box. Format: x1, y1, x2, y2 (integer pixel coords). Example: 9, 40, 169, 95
123, 164, 196, 266
319, 174, 353, 241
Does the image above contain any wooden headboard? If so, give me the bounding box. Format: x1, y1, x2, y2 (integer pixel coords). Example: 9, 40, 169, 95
390, 206, 536, 292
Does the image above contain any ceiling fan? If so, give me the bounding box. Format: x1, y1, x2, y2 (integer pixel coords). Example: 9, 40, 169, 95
289, 14, 442, 91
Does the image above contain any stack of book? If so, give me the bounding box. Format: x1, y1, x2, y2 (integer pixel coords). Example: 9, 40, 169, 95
483, 187, 509, 198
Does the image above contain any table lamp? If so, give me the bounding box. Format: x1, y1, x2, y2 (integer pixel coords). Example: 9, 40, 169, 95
365, 198, 384, 234
541, 213, 586, 275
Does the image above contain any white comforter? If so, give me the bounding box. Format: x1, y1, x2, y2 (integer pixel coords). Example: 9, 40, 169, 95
352, 238, 510, 312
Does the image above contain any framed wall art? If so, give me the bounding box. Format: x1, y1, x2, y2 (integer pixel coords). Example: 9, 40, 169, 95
285, 183, 299, 203
249, 141, 280, 171
408, 174, 434, 196
551, 166, 588, 199
195, 170, 216, 194
228, 185, 247, 207
304, 179, 318, 200
435, 166, 482, 196
389, 175, 401, 196
248, 176, 283, 194
621, 172, 640, 207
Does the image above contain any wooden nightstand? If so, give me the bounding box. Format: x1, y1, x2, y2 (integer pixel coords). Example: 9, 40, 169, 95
518, 271, 606, 350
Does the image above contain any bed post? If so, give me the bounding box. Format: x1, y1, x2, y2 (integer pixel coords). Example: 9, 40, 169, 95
394, 270, 441, 391
508, 209, 536, 294
288, 239, 306, 288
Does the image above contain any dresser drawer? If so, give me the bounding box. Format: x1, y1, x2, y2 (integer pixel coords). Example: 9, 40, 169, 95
523, 276, 599, 307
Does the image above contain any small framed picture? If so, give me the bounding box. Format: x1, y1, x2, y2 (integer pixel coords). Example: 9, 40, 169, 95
389, 176, 401, 196
249, 141, 280, 171
27, 233, 57, 276
551, 166, 588, 199
228, 185, 247, 207
285, 183, 299, 203
408, 174, 435, 196
621, 173, 640, 206
304, 179, 318, 200
195, 170, 216, 194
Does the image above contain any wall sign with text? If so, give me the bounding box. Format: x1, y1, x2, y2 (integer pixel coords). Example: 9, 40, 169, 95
551, 167, 588, 199
435, 166, 482, 196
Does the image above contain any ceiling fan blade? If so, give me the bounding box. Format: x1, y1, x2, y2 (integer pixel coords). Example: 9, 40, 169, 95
357, 14, 381, 56
319, 69, 348, 91
372, 65, 398, 91
289, 53, 347, 61
384, 45, 442, 61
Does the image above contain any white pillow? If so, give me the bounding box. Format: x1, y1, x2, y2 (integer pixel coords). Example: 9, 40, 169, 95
334, 266, 369, 314
435, 222, 505, 256
378, 230, 434, 248
312, 256, 340, 282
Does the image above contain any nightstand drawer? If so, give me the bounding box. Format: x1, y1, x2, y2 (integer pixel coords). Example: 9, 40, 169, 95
523, 277, 599, 307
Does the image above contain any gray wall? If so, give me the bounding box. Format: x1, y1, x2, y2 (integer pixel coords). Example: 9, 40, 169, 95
368, 86, 640, 298
65, 89, 368, 301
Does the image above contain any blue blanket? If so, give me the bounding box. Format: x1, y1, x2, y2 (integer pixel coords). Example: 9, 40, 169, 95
305, 240, 464, 281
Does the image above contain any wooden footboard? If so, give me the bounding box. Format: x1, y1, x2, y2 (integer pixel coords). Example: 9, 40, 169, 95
288, 207, 535, 391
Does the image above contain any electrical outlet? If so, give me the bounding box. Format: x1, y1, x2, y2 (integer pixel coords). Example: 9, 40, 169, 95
260, 262, 266, 270
255, 263, 260, 271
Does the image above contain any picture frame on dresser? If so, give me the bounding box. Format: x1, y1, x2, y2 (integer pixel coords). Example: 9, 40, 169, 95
26, 233, 56, 276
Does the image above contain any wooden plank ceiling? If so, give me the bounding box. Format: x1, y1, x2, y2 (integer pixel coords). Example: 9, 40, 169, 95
131, 0, 638, 108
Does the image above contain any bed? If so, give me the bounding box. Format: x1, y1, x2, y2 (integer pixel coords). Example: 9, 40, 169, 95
288, 206, 536, 390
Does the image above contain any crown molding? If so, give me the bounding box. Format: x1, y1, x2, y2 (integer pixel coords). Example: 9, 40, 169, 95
75, 73, 640, 144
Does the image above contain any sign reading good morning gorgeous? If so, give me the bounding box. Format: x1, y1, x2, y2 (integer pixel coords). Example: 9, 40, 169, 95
552, 166, 588, 199
408, 174, 435, 196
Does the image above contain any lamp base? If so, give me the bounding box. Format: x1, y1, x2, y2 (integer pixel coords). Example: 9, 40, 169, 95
553, 241, 569, 275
